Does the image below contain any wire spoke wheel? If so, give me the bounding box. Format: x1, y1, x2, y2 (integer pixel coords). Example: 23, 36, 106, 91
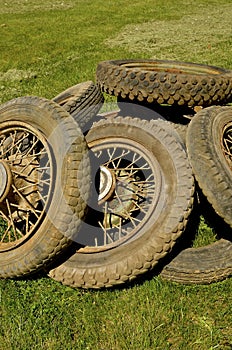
0, 96, 91, 278
48, 116, 194, 289
0, 122, 52, 251
78, 138, 162, 251
222, 121, 232, 169
186, 106, 232, 228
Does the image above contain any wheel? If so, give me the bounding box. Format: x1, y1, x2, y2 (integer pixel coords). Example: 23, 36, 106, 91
0, 96, 91, 278
53, 81, 104, 130
186, 106, 232, 228
48, 116, 194, 289
96, 59, 232, 108
160, 239, 232, 284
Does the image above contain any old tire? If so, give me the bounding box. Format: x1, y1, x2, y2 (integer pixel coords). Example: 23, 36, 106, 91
186, 106, 232, 228
48, 116, 194, 289
160, 239, 232, 284
0, 96, 91, 278
53, 81, 104, 130
96, 59, 232, 108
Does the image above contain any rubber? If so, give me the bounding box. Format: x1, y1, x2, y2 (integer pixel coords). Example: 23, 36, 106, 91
96, 59, 232, 108
160, 239, 232, 284
48, 116, 194, 289
186, 105, 232, 228
0, 96, 91, 278
53, 81, 104, 130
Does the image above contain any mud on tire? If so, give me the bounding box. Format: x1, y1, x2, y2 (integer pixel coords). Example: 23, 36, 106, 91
96, 59, 232, 108
0, 96, 91, 278
48, 116, 194, 289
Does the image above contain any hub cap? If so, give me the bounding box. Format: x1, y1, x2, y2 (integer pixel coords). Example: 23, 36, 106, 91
0, 161, 12, 202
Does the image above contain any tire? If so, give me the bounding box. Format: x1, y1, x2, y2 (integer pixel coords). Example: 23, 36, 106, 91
0, 96, 91, 278
96, 59, 232, 108
186, 106, 232, 228
160, 239, 232, 284
53, 81, 104, 130
48, 116, 194, 289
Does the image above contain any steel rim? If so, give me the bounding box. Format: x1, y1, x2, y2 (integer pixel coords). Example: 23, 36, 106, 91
222, 121, 232, 170
78, 138, 163, 252
119, 61, 222, 75
0, 121, 53, 251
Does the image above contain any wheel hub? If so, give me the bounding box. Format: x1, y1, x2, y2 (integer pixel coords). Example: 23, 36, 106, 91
98, 165, 139, 228
0, 161, 12, 202
98, 166, 116, 204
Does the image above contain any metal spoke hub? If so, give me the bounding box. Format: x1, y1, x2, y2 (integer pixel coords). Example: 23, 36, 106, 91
0, 122, 52, 251
79, 139, 163, 251
222, 121, 232, 169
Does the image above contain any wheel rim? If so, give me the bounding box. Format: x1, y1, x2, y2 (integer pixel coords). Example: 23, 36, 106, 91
0, 121, 53, 251
78, 138, 163, 252
119, 61, 222, 75
222, 121, 232, 170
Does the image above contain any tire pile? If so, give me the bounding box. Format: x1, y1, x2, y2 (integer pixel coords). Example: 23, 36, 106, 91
0, 59, 231, 289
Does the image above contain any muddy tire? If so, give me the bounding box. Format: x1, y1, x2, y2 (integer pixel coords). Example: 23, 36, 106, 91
48, 116, 194, 289
0, 96, 91, 278
160, 239, 232, 284
96, 59, 232, 108
53, 81, 104, 130
186, 106, 232, 228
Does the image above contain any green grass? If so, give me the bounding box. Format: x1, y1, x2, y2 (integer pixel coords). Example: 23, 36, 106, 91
0, 1, 232, 349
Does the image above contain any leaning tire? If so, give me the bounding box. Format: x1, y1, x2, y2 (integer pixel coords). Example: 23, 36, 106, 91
53, 81, 104, 130
96, 59, 232, 107
160, 239, 232, 284
0, 96, 91, 278
48, 116, 194, 289
186, 106, 232, 228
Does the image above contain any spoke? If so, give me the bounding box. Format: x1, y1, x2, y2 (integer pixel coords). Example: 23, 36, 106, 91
1, 131, 27, 158
6, 199, 17, 241
9, 150, 47, 165
14, 154, 39, 177
12, 184, 40, 218
124, 153, 143, 171
0, 126, 52, 247
130, 200, 148, 214
0, 224, 12, 243
91, 143, 158, 248
103, 148, 130, 167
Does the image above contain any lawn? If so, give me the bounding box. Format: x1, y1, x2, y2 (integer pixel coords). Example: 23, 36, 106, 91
0, 0, 231, 349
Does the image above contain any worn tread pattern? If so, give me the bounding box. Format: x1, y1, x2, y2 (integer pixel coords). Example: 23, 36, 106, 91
96, 59, 232, 108
49, 116, 194, 289
186, 105, 232, 228
0, 96, 91, 278
160, 239, 232, 284
53, 81, 104, 130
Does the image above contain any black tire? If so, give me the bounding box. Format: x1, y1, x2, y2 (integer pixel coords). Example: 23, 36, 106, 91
96, 59, 232, 108
186, 106, 232, 228
0, 96, 91, 278
48, 116, 194, 289
53, 81, 104, 130
160, 239, 232, 284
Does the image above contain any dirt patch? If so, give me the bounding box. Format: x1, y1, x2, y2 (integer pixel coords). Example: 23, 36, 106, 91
0, 69, 37, 81
105, 4, 232, 65
0, 0, 73, 14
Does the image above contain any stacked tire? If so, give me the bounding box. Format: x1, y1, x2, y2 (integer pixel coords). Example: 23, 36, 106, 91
0, 59, 231, 289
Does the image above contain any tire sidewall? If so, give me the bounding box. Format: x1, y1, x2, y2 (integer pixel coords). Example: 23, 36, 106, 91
0, 97, 86, 270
